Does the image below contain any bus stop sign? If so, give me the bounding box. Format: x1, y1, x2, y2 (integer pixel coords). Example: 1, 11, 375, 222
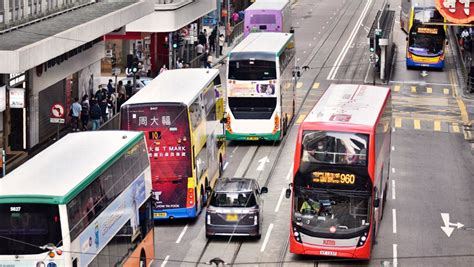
436, 0, 474, 24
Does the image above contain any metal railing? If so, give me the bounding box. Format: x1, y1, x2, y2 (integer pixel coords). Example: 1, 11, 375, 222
98, 113, 121, 130
448, 26, 471, 94
228, 21, 244, 47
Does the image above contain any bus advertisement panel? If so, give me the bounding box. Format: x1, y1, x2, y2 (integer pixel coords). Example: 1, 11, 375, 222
121, 103, 192, 213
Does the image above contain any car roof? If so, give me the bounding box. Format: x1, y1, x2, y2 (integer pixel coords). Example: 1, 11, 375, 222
214, 178, 256, 192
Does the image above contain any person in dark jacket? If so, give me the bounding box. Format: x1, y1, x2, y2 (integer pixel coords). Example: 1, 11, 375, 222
89, 99, 102, 131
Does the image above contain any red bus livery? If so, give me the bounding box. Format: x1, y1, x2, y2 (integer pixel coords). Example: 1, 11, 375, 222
286, 84, 392, 259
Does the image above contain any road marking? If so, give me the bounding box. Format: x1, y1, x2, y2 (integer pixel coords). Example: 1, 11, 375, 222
327, 0, 373, 80
392, 180, 396, 200
392, 146, 395, 151
260, 223, 274, 252
452, 123, 460, 133
296, 82, 303, 89
161, 255, 170, 267
443, 88, 450, 95
286, 165, 293, 181
393, 244, 398, 267
231, 146, 239, 154
391, 168, 396, 173
411, 86, 416, 93
312, 82, 320, 89
395, 117, 402, 128
394, 85, 400, 92
223, 162, 229, 170
426, 87, 432, 94
456, 97, 470, 124
176, 224, 188, 243
414, 119, 421, 130
296, 114, 306, 124
434, 120, 441, 131
275, 188, 286, 213
392, 209, 397, 233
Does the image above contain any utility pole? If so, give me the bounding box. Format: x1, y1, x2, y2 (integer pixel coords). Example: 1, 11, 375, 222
215, 0, 221, 58
225, 0, 230, 42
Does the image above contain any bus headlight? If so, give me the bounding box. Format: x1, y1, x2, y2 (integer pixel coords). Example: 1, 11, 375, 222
357, 231, 369, 247
293, 227, 302, 243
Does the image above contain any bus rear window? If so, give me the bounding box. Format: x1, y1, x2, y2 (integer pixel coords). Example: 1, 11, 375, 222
229, 60, 277, 80
228, 97, 276, 119
0, 204, 62, 255
250, 14, 277, 24
301, 131, 369, 166
121, 103, 192, 178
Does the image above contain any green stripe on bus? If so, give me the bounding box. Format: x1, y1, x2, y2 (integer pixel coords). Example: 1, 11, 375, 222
226, 131, 281, 141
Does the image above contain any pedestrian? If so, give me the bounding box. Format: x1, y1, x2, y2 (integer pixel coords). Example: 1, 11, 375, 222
99, 97, 108, 123
232, 12, 240, 25
89, 99, 102, 131
106, 79, 114, 96
144, 55, 152, 77
176, 58, 184, 69
209, 30, 216, 52
196, 42, 205, 56
70, 97, 82, 132
95, 85, 106, 102
218, 34, 225, 56
125, 80, 133, 99
106, 94, 115, 119
198, 31, 206, 46
117, 80, 125, 96
117, 93, 127, 110
238, 10, 244, 21
160, 64, 168, 74
206, 51, 213, 68
81, 95, 90, 131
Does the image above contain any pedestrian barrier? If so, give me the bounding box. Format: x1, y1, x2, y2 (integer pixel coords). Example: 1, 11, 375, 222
228, 21, 244, 47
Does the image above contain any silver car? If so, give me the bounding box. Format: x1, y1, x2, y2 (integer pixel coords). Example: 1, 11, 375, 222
205, 178, 268, 239
120, 77, 153, 94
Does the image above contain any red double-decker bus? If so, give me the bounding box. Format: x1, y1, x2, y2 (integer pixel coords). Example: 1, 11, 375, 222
286, 84, 392, 259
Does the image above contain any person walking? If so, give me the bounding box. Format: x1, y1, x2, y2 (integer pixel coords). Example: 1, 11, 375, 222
209, 29, 216, 53
89, 99, 102, 131
81, 95, 90, 131
218, 34, 225, 56
99, 97, 108, 123
125, 80, 133, 99
117, 93, 127, 110
70, 97, 82, 132
206, 52, 213, 68
106, 79, 114, 96
196, 43, 205, 57
160, 64, 168, 74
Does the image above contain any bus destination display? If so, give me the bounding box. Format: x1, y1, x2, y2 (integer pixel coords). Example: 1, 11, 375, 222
312, 171, 356, 185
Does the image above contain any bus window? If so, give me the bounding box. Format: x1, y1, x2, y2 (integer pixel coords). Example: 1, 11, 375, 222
190, 97, 204, 130
228, 60, 277, 80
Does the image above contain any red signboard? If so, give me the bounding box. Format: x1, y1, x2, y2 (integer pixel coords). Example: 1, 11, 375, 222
436, 0, 474, 24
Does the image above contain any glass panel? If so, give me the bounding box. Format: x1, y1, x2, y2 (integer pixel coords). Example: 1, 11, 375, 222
301, 131, 369, 166
210, 192, 257, 207
228, 59, 276, 80
0, 204, 62, 255
228, 97, 276, 120
250, 14, 276, 24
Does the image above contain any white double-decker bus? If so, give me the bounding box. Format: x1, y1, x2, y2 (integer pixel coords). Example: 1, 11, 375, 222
0, 131, 154, 267
225, 32, 296, 141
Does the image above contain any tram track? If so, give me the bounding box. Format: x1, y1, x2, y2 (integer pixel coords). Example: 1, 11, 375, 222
193, 0, 379, 265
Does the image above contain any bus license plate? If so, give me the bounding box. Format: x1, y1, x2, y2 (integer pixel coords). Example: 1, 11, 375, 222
246, 136, 259, 141
320, 251, 337, 256
154, 212, 167, 218
226, 214, 238, 221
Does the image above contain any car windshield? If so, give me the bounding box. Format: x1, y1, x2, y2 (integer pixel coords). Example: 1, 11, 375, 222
293, 187, 370, 234
301, 131, 369, 166
210, 192, 257, 207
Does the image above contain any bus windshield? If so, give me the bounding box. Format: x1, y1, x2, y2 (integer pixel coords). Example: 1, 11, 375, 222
300, 131, 369, 167
121, 103, 192, 178
0, 204, 62, 255
228, 59, 277, 80
408, 32, 445, 56
293, 187, 370, 235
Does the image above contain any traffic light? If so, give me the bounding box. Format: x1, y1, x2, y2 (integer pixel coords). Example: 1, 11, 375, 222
172, 33, 179, 49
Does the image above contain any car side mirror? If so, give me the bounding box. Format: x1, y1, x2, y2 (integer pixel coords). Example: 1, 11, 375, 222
260, 187, 268, 194
285, 188, 291, 199
373, 198, 380, 208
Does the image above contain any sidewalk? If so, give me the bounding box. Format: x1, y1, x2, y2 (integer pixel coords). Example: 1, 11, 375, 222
211, 25, 243, 67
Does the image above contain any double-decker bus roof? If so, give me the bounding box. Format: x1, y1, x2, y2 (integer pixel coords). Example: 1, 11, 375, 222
246, 0, 289, 11
304, 84, 390, 128
230, 32, 293, 56
123, 68, 219, 107
0, 131, 143, 205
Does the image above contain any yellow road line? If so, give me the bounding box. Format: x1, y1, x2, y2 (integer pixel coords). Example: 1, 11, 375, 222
395, 117, 402, 128
452, 123, 460, 133
296, 114, 306, 124
434, 120, 441, 131
312, 82, 320, 89
284, 83, 291, 89
426, 87, 432, 94
394, 85, 400, 92
411, 86, 416, 93
414, 119, 421, 129
456, 97, 470, 124
296, 82, 303, 89
443, 88, 450, 95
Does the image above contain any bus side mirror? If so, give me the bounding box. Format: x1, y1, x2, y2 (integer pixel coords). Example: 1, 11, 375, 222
260, 187, 268, 194
446, 40, 449, 46
285, 188, 291, 199
406, 36, 408, 41
373, 198, 380, 208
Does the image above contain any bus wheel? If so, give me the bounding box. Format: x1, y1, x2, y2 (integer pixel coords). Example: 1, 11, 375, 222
139, 250, 146, 267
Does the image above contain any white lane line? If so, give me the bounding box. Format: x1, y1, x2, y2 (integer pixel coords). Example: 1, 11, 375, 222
392, 146, 395, 151
175, 225, 188, 243
275, 188, 286, 213
327, 0, 373, 80
393, 244, 398, 267
223, 161, 229, 170
392, 209, 397, 234
392, 180, 396, 200
392, 168, 395, 173
392, 127, 396, 132
286, 164, 293, 181
260, 223, 274, 252
231, 146, 239, 154
161, 255, 170, 267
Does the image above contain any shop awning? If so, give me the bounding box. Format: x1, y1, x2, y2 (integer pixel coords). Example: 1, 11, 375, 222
0, 1, 153, 73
